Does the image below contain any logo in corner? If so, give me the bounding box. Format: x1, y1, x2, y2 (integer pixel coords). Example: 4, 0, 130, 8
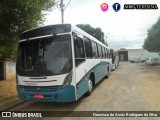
100, 3, 109, 12
112, 3, 121, 12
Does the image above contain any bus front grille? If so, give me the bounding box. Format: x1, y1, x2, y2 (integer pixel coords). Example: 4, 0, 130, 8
23, 86, 61, 92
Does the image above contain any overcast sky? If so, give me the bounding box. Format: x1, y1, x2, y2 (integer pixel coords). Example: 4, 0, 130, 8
44, 0, 160, 49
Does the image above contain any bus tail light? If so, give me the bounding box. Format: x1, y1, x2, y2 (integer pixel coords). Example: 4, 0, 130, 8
62, 71, 72, 88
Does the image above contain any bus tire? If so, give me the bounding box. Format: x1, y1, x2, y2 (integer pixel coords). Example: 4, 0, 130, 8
104, 75, 109, 79
104, 68, 109, 79
86, 79, 93, 96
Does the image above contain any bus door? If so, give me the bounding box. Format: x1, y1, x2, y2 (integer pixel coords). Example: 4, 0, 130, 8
73, 34, 88, 97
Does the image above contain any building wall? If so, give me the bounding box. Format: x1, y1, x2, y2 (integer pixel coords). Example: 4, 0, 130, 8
4, 61, 16, 80
118, 50, 128, 61
128, 49, 159, 60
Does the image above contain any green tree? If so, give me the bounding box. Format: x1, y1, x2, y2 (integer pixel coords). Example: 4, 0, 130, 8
0, 0, 56, 59
143, 17, 160, 52
76, 24, 107, 45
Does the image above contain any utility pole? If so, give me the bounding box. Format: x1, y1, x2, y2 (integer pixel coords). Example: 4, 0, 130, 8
105, 33, 109, 46
106, 35, 108, 46
60, 0, 64, 23
59, 0, 71, 23
101, 35, 103, 42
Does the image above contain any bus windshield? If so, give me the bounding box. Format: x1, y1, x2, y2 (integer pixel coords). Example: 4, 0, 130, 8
16, 34, 72, 76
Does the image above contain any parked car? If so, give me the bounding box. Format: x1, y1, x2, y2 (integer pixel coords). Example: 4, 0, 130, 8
145, 58, 158, 65
129, 56, 141, 63
141, 58, 147, 63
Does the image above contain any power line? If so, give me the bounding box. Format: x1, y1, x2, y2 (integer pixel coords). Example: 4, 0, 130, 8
64, 0, 71, 10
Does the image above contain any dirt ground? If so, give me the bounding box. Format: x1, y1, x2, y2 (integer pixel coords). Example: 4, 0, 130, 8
1, 62, 160, 120
0, 78, 18, 109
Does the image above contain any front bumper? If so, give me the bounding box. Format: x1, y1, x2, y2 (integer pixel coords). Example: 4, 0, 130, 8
17, 85, 76, 102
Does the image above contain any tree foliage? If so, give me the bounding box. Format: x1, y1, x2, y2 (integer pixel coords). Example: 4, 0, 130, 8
0, 0, 56, 59
76, 24, 107, 45
143, 17, 160, 52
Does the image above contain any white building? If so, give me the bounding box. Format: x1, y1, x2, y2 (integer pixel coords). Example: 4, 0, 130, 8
0, 59, 16, 80
128, 49, 159, 61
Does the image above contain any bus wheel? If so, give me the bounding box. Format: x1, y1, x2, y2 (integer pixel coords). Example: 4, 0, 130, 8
104, 68, 109, 79
86, 79, 93, 96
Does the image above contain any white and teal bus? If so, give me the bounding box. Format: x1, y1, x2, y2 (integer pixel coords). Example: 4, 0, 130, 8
16, 24, 112, 102
111, 49, 119, 70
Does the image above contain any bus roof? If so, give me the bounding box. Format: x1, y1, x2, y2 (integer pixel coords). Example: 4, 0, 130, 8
22, 24, 69, 34
21, 24, 110, 50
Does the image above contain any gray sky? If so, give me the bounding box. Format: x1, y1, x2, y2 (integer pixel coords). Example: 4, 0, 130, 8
44, 0, 160, 49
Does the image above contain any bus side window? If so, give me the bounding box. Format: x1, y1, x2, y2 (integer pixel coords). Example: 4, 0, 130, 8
98, 44, 102, 58
106, 49, 109, 58
105, 48, 107, 58
101, 46, 104, 58
95, 43, 99, 58
91, 41, 98, 58
74, 36, 86, 66
102, 47, 106, 58
84, 37, 92, 58
74, 37, 85, 58
108, 50, 110, 58
108, 50, 111, 58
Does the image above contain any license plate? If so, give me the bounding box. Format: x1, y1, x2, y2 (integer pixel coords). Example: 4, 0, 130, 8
34, 94, 44, 99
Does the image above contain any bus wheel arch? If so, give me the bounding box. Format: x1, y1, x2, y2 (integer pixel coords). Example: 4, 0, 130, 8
89, 72, 95, 86
108, 66, 110, 74
86, 72, 95, 96
104, 66, 110, 79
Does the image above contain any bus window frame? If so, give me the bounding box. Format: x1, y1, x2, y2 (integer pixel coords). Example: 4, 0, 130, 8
83, 36, 93, 59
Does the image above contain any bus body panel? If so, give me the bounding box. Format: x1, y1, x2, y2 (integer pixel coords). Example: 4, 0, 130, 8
75, 59, 111, 84
17, 85, 76, 102
16, 24, 112, 102
17, 74, 67, 86
76, 61, 111, 99
111, 50, 119, 70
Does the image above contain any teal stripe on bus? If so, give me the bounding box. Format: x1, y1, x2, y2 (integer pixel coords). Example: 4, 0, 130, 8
76, 61, 110, 99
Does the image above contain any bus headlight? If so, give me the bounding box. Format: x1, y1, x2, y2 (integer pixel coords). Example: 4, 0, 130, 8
62, 71, 72, 88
